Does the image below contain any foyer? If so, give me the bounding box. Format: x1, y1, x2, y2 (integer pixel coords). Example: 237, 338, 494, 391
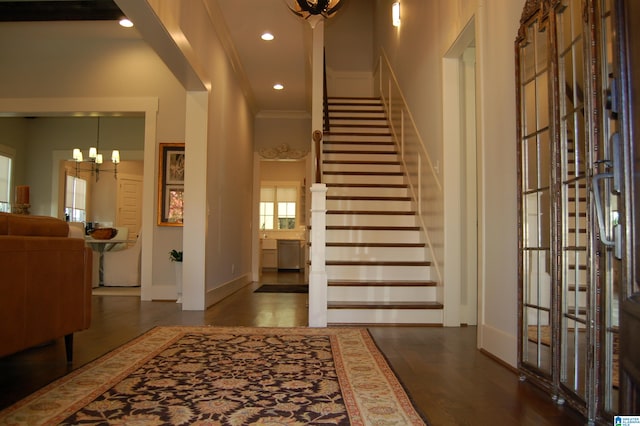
0, 271, 583, 425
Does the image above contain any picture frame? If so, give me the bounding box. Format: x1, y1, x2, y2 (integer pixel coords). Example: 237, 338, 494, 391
158, 143, 185, 226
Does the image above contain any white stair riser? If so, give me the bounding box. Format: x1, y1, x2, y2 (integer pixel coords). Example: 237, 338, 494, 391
327, 309, 443, 324
330, 127, 390, 135
324, 152, 399, 161
325, 229, 422, 243
330, 119, 389, 126
328, 104, 384, 111
326, 264, 431, 281
323, 174, 406, 185
326, 214, 416, 227
323, 163, 402, 174
329, 286, 436, 302
327, 199, 412, 211
327, 186, 408, 197
325, 134, 393, 143
329, 111, 386, 119
324, 143, 396, 153
326, 245, 425, 261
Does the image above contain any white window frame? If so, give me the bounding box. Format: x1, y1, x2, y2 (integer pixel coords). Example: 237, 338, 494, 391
259, 182, 299, 231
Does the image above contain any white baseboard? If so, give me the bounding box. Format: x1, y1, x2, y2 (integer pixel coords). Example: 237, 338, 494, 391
479, 323, 517, 368
205, 273, 253, 308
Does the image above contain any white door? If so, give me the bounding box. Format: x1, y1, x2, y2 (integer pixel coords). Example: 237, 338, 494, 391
116, 174, 143, 239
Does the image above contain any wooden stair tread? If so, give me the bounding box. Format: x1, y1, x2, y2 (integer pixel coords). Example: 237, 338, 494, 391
326, 210, 416, 215
326, 183, 408, 188
326, 260, 431, 266
326, 225, 420, 231
328, 124, 390, 129
325, 132, 392, 137
327, 195, 410, 201
324, 140, 394, 145
329, 280, 436, 287
324, 150, 396, 155
326, 242, 425, 247
329, 117, 389, 120
324, 160, 401, 165
328, 301, 443, 309
324, 171, 404, 176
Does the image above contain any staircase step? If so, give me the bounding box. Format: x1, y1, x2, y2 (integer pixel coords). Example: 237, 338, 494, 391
323, 161, 403, 173
326, 260, 430, 266
327, 185, 408, 197
324, 154, 399, 163
324, 134, 393, 143
324, 140, 395, 146
329, 111, 387, 119
329, 118, 389, 125
327, 210, 415, 215
323, 174, 406, 185
328, 301, 443, 309
329, 280, 436, 287
326, 225, 420, 231
326, 131, 392, 138
327, 199, 413, 212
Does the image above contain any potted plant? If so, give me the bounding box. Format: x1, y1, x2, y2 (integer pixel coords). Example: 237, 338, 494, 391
169, 250, 183, 303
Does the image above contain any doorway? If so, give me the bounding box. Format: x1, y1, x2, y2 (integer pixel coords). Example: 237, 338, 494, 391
443, 18, 479, 328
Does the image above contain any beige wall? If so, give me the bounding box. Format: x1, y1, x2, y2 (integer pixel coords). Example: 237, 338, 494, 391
142, 0, 256, 306
373, 0, 525, 366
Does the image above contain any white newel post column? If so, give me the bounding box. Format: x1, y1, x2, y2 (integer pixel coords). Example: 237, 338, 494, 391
309, 183, 328, 327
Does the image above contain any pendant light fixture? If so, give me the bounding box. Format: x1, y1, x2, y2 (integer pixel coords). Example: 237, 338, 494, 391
71, 117, 120, 181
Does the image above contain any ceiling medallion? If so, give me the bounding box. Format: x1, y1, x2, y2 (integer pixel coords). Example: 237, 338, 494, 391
259, 143, 308, 160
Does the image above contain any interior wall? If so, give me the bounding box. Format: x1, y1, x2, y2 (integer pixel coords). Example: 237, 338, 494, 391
373, 0, 525, 366
254, 115, 311, 154
145, 0, 256, 306
325, 0, 375, 97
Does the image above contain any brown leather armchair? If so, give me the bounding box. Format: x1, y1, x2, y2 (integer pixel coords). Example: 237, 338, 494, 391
0, 212, 92, 362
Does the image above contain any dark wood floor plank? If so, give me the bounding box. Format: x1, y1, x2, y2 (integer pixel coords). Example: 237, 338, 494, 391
0, 271, 584, 425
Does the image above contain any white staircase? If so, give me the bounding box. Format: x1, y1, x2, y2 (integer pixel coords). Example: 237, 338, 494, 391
321, 97, 443, 325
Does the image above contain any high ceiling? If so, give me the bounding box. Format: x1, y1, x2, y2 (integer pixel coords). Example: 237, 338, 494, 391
0, 0, 314, 115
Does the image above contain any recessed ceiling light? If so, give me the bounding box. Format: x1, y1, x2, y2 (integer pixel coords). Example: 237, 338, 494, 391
273, 83, 284, 90
261, 32, 275, 41
119, 18, 134, 28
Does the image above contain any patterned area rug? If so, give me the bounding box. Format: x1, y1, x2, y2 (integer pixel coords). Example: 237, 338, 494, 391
0, 326, 426, 425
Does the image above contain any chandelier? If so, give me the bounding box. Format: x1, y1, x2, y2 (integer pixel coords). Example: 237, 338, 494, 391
285, 0, 345, 20
71, 117, 120, 182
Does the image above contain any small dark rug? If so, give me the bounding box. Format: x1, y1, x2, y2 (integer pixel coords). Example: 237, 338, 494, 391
255, 284, 309, 293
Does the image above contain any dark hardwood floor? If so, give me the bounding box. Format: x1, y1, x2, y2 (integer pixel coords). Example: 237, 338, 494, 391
0, 271, 585, 425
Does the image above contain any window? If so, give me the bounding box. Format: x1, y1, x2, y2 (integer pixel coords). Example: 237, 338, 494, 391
260, 184, 298, 230
65, 174, 87, 222
260, 187, 275, 230
0, 149, 13, 213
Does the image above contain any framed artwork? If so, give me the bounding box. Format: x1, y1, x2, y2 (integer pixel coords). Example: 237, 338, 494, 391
158, 143, 185, 226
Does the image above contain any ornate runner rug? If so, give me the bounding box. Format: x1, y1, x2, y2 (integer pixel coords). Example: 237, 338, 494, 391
0, 326, 427, 425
